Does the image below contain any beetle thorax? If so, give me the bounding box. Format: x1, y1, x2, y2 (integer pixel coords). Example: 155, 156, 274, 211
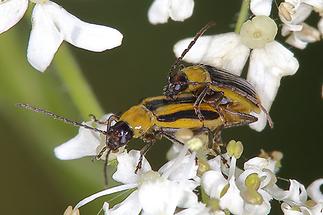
119, 105, 155, 138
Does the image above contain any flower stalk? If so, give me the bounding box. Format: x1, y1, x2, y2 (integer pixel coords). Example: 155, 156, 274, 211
235, 0, 251, 33
53, 45, 104, 119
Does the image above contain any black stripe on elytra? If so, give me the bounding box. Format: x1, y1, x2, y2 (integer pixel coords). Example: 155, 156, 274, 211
203, 65, 258, 100
144, 96, 196, 111
157, 110, 219, 122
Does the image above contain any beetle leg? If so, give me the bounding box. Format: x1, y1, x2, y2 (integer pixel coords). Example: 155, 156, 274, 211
135, 142, 155, 174
221, 108, 258, 128
212, 125, 224, 154
193, 85, 209, 121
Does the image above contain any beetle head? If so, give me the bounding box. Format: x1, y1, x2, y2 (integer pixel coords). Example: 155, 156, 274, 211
164, 72, 189, 98
107, 121, 133, 150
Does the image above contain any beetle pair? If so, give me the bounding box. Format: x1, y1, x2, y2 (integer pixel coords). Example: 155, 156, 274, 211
18, 23, 272, 185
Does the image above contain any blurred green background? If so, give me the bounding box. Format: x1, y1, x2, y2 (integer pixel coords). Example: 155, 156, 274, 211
0, 0, 322, 214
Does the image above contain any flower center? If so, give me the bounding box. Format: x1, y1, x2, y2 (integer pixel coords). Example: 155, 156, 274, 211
240, 16, 278, 49
138, 170, 161, 185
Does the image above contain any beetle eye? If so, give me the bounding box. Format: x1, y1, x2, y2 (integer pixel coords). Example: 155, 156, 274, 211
174, 84, 182, 91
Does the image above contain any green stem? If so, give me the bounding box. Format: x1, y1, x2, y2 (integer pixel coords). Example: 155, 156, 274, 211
53, 45, 104, 119
235, 0, 250, 33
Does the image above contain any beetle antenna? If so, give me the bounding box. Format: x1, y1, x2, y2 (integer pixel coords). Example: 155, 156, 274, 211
170, 21, 216, 76
16, 103, 107, 135
259, 104, 274, 128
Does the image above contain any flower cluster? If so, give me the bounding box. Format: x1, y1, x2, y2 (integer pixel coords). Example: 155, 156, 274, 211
57, 122, 323, 215
278, 0, 323, 49
0, 0, 123, 72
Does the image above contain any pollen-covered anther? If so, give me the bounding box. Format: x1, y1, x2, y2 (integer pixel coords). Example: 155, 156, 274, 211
240, 16, 278, 49
241, 188, 264, 205
226, 140, 243, 159
245, 173, 261, 190
278, 2, 295, 22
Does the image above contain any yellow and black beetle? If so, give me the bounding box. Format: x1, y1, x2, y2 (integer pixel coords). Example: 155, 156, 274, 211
164, 64, 273, 128
18, 93, 257, 183
163, 23, 273, 128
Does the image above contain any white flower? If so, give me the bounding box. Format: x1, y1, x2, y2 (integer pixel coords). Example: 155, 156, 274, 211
272, 179, 323, 214
0, 0, 28, 33
307, 178, 323, 203
148, 0, 194, 24
173, 16, 299, 131
54, 114, 124, 160
279, 2, 313, 32
278, 0, 323, 49
0, 0, 123, 72
285, 23, 321, 49
318, 18, 323, 35
201, 151, 245, 215
250, 0, 274, 16
75, 149, 199, 215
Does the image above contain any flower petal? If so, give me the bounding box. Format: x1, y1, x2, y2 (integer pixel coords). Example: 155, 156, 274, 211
250, 0, 273, 16
272, 180, 307, 204
148, 0, 170, 24
247, 41, 299, 131
0, 0, 28, 34
286, 23, 320, 49
138, 178, 197, 215
41, 1, 123, 51
113, 150, 151, 184
202, 170, 227, 199
159, 153, 197, 181
244, 157, 274, 172
169, 0, 194, 22
75, 184, 137, 210
104, 191, 142, 215
173, 33, 250, 76
280, 3, 313, 35
307, 178, 323, 203
54, 127, 101, 160
220, 177, 244, 214
54, 114, 113, 160
175, 203, 213, 215
27, 3, 64, 72
281, 202, 303, 215
318, 18, 323, 35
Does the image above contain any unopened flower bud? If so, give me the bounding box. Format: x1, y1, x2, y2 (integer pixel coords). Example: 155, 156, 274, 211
240, 16, 278, 49
64, 206, 80, 215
